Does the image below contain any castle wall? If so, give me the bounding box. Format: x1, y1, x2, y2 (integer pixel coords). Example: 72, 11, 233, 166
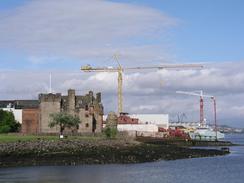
38, 90, 103, 134
22, 109, 39, 134
94, 112, 103, 133
39, 93, 61, 133
77, 108, 94, 133
93, 104, 103, 133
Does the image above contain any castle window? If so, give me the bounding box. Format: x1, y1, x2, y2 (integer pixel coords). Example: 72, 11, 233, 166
85, 105, 89, 111
85, 123, 89, 128
85, 114, 89, 118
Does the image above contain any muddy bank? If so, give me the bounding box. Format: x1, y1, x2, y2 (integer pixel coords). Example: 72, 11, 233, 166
136, 137, 234, 147
0, 139, 229, 167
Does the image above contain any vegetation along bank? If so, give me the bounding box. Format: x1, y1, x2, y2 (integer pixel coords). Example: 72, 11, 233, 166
0, 136, 229, 168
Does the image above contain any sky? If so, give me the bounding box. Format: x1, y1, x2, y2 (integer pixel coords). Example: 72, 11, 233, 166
0, 0, 243, 127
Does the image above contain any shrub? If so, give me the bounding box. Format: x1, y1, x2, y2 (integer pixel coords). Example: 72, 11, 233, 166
0, 125, 11, 133
0, 110, 20, 133
104, 127, 118, 139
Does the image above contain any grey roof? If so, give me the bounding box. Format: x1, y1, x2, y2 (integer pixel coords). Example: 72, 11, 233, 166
0, 100, 39, 109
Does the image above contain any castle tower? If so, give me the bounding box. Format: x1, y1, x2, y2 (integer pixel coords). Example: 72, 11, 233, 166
67, 89, 76, 115
39, 93, 61, 133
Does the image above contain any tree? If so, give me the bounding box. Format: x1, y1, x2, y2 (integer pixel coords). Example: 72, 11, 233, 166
48, 112, 81, 137
0, 109, 20, 133
104, 112, 118, 139
104, 127, 118, 139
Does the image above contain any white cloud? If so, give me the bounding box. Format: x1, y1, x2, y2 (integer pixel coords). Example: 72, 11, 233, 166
0, 0, 176, 63
230, 105, 244, 116
28, 56, 61, 64
0, 62, 244, 127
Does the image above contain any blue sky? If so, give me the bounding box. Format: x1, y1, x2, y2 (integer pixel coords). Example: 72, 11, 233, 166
111, 0, 244, 62
0, 0, 243, 70
0, 0, 244, 127
0, 0, 27, 10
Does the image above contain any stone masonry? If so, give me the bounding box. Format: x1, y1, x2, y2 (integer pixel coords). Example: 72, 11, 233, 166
39, 89, 103, 134
22, 109, 40, 134
39, 93, 61, 133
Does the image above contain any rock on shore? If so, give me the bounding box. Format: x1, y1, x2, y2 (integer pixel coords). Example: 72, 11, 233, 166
0, 139, 229, 167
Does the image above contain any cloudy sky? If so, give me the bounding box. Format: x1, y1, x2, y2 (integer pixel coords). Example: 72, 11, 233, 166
0, 0, 243, 127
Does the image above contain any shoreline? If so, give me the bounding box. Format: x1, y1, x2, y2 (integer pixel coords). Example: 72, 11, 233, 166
0, 139, 229, 168
136, 137, 235, 146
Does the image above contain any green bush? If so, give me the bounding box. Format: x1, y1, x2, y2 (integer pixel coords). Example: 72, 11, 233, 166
104, 127, 118, 139
0, 110, 20, 133
0, 125, 11, 133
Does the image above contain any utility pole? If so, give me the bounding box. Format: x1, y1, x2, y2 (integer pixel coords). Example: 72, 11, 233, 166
49, 73, 52, 93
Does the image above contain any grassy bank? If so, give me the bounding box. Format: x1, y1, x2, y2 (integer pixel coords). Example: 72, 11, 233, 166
0, 134, 57, 142
0, 134, 101, 143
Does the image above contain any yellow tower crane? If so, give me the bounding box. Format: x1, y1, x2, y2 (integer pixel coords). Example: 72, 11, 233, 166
81, 59, 203, 115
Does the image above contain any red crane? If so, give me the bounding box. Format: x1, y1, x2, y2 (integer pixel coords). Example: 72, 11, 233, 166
176, 90, 218, 138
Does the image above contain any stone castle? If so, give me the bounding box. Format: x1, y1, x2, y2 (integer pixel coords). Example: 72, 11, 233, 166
39, 89, 104, 133
0, 89, 104, 134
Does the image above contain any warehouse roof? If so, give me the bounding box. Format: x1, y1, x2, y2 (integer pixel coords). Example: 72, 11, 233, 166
0, 100, 39, 109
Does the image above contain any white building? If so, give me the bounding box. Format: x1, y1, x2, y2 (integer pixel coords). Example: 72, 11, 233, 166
104, 113, 169, 133
2, 107, 23, 124
117, 124, 158, 133
0, 100, 39, 124
129, 114, 169, 129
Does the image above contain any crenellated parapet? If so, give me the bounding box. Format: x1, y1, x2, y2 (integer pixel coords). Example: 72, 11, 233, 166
39, 93, 62, 103
38, 89, 104, 133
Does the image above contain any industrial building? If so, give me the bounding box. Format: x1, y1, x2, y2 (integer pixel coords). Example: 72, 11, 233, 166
103, 113, 169, 134
129, 114, 169, 129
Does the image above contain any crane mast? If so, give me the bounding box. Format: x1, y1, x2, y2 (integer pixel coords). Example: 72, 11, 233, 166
200, 96, 204, 125
118, 69, 123, 114
212, 97, 217, 139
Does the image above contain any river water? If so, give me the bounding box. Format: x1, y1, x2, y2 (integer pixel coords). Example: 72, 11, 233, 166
0, 134, 244, 183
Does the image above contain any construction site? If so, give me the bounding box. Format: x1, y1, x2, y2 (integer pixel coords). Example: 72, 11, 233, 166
0, 57, 225, 142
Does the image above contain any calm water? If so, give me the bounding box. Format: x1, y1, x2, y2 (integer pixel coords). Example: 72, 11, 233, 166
1, 134, 244, 183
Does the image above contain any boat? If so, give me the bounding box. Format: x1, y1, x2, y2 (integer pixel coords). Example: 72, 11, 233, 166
189, 126, 225, 141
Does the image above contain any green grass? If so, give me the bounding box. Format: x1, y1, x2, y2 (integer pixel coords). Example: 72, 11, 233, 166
0, 134, 58, 143
0, 134, 106, 143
